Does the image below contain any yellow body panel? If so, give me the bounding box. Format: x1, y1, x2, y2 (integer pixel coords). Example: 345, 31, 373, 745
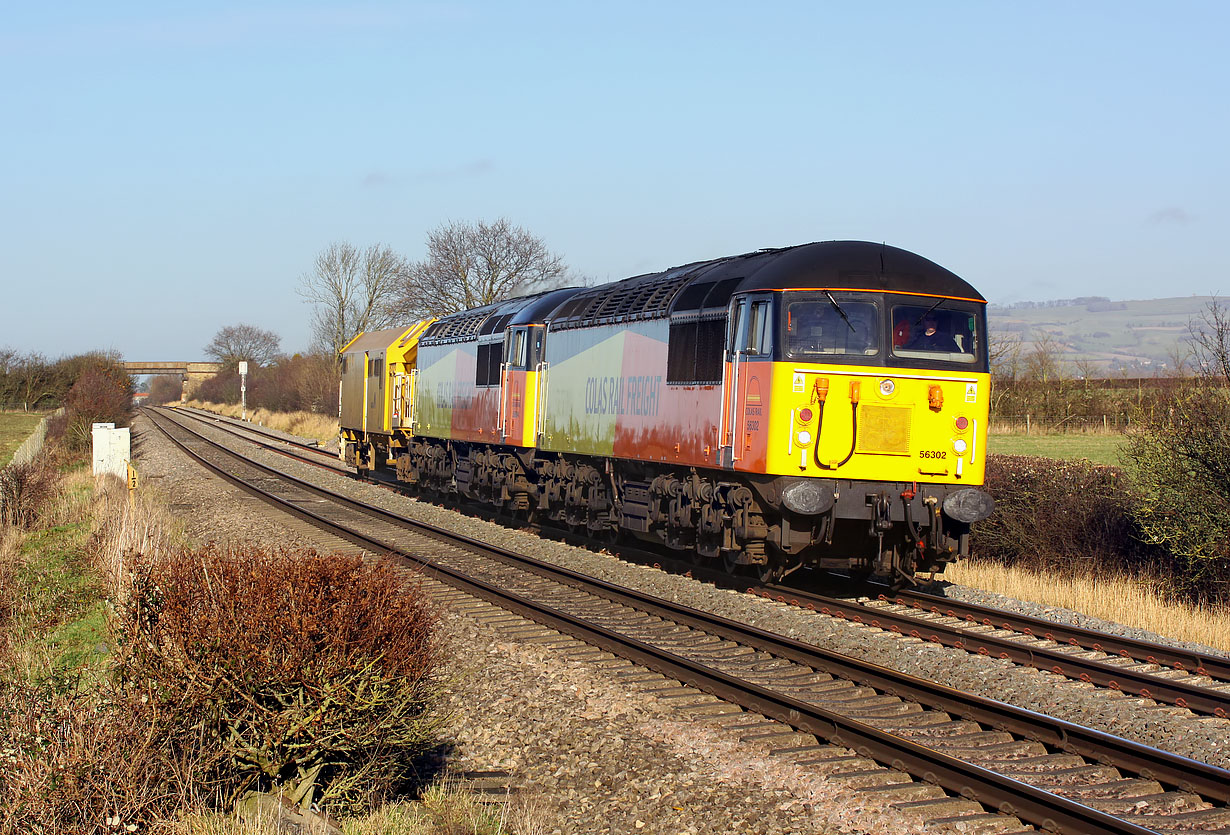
762, 362, 990, 485
519, 369, 540, 448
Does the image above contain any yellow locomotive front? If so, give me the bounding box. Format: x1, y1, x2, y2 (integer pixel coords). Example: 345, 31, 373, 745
728, 287, 993, 585
768, 291, 989, 484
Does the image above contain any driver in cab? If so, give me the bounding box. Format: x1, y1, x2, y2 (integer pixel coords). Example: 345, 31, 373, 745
906, 314, 959, 352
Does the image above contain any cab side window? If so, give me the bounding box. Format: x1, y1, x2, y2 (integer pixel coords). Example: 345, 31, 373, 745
746, 301, 770, 356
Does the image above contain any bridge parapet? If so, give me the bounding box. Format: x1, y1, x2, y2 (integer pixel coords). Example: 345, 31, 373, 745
124, 361, 224, 399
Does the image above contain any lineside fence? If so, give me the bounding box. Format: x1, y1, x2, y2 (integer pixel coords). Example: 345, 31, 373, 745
990, 414, 1130, 435
8, 408, 65, 467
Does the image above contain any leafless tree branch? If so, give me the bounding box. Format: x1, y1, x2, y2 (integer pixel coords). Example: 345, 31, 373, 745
1187, 296, 1230, 386
298, 242, 410, 359
387, 219, 569, 321
204, 324, 282, 368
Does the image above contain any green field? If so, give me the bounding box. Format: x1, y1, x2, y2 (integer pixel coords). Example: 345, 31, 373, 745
1, 411, 45, 466
987, 432, 1127, 467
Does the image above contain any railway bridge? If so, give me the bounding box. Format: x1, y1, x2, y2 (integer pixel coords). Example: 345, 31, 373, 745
124, 361, 223, 399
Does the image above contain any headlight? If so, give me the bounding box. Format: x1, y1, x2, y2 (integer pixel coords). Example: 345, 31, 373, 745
943, 489, 995, 523
953, 439, 968, 455
781, 478, 835, 515
798, 430, 812, 445
879, 379, 895, 396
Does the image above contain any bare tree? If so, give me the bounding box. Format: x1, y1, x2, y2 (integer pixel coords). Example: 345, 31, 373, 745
1186, 296, 1230, 386
14, 353, 55, 412
1073, 356, 1100, 385
388, 218, 568, 320
988, 331, 1023, 383
1022, 331, 1069, 384
1165, 340, 1193, 377
298, 242, 409, 359
147, 375, 184, 405
204, 324, 282, 368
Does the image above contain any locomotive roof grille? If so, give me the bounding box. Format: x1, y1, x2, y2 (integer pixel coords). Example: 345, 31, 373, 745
420, 311, 490, 344
670, 274, 745, 314
552, 271, 696, 330
479, 312, 515, 336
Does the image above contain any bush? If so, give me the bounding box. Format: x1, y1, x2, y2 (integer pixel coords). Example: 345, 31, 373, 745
1123, 384, 1230, 602
116, 546, 443, 812
59, 369, 134, 451
147, 375, 184, 405
0, 458, 61, 529
0, 684, 192, 834
974, 453, 1148, 575
195, 354, 340, 415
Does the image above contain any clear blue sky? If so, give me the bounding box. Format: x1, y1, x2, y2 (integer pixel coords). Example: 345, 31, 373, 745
2, 1, 1226, 360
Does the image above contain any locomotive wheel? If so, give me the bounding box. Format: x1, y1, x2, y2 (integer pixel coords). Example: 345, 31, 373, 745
752, 554, 786, 584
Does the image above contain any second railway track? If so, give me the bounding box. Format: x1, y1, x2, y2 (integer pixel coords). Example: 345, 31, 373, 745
147, 406, 1230, 835
167, 404, 1230, 719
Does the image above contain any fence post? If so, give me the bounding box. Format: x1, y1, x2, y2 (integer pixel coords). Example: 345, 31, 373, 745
1025, 414, 1031, 435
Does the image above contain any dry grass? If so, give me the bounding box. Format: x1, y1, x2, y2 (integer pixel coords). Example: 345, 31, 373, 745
88, 473, 189, 601
170, 785, 534, 835
945, 559, 1230, 653
183, 401, 339, 445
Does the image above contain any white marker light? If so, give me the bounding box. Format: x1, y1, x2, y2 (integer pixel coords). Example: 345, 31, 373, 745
798, 430, 812, 445
953, 439, 968, 455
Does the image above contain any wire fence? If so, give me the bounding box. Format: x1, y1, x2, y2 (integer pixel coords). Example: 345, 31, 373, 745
989, 414, 1130, 434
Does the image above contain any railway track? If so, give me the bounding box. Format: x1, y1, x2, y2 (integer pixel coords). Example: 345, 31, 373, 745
165, 405, 1230, 718
145, 406, 1230, 835
751, 585, 1230, 719
166, 405, 1230, 720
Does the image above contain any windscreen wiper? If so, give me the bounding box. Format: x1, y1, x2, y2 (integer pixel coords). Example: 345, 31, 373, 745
914, 297, 947, 325
823, 291, 856, 333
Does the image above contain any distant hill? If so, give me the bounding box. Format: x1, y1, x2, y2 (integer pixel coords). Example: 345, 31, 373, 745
988, 295, 1218, 377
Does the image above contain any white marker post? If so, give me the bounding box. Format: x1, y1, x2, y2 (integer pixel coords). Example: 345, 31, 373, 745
239, 360, 248, 420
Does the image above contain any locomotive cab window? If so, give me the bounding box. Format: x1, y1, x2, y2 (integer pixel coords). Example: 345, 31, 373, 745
505, 328, 528, 369
746, 300, 771, 356
891, 303, 980, 364
784, 295, 879, 359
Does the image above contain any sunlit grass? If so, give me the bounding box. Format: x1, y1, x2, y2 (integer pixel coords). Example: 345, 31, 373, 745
183, 400, 339, 445
0, 411, 46, 466
986, 432, 1127, 466
945, 559, 1230, 653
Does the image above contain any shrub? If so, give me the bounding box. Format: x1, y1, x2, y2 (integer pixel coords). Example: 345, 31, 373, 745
0, 458, 61, 529
974, 453, 1147, 576
195, 354, 340, 415
147, 374, 184, 405
115, 546, 443, 813
1123, 384, 1230, 602
0, 684, 192, 835
60, 368, 134, 451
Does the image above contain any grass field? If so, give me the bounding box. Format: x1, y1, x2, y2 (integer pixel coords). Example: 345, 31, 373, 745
0, 411, 45, 467
987, 432, 1127, 466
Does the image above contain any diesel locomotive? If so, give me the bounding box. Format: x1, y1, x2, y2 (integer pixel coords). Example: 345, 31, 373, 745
339, 240, 994, 586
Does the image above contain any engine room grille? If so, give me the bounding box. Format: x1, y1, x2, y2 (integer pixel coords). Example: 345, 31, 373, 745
857, 405, 912, 455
